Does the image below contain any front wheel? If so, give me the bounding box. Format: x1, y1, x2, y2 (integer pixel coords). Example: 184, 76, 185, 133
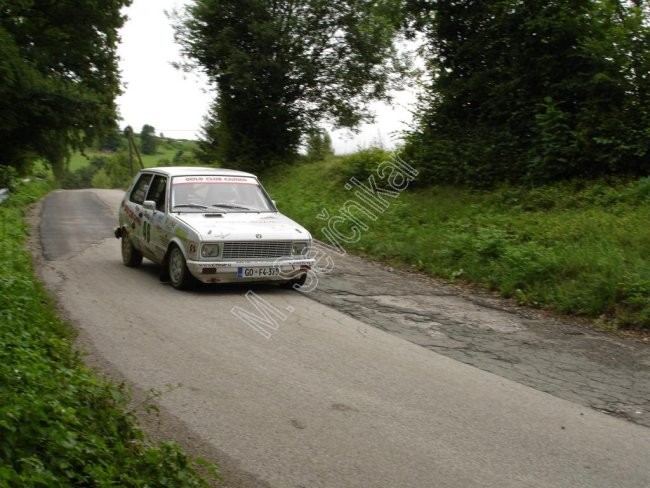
121, 230, 143, 267
168, 246, 196, 290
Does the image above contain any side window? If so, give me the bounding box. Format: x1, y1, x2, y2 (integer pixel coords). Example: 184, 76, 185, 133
130, 174, 152, 205
146, 175, 168, 212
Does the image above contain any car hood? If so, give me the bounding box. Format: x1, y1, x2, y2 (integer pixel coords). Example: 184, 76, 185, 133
175, 212, 312, 241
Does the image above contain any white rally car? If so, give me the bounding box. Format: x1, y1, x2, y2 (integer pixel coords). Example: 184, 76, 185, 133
115, 167, 314, 289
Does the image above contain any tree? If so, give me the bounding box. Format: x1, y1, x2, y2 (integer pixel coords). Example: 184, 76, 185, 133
306, 129, 334, 161
140, 124, 158, 155
194, 99, 225, 165
402, 0, 650, 185
0, 0, 131, 180
174, 0, 407, 171
97, 129, 125, 152
322, 132, 334, 157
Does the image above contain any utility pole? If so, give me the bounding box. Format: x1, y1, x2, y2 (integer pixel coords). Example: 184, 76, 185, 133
125, 126, 144, 175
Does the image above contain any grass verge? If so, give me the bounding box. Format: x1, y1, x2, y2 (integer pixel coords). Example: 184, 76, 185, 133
263, 154, 650, 330
0, 181, 218, 486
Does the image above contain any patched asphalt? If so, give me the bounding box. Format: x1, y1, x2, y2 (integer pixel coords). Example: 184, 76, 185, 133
306, 244, 650, 427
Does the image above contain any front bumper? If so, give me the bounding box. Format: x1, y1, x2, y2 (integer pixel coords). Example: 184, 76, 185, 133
186, 258, 315, 284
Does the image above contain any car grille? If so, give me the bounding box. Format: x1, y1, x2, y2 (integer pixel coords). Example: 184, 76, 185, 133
222, 241, 293, 260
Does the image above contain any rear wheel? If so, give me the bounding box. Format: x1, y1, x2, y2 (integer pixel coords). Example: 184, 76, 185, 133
168, 245, 196, 290
121, 230, 143, 267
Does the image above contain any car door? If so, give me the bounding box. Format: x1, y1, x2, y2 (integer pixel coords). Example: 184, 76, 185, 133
124, 172, 152, 253
143, 174, 169, 263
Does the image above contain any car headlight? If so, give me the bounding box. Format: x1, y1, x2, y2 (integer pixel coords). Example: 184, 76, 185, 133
291, 241, 309, 256
201, 243, 221, 258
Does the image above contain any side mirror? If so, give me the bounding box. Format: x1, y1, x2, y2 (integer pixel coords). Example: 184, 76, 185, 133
272, 199, 277, 208
143, 200, 156, 211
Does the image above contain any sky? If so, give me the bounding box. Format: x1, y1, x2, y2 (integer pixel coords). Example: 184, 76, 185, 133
116, 0, 419, 154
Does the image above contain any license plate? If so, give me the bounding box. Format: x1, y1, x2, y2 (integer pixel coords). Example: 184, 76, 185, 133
237, 267, 281, 278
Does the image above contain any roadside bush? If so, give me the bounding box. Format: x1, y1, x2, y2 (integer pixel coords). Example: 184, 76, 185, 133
91, 153, 131, 189
0, 165, 19, 190
0, 182, 218, 486
90, 169, 112, 188
615, 274, 650, 328
61, 156, 107, 189
61, 166, 97, 189
339, 147, 392, 181
629, 177, 650, 204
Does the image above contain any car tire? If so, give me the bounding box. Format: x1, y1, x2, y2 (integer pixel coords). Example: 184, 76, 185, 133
168, 245, 196, 290
121, 229, 143, 267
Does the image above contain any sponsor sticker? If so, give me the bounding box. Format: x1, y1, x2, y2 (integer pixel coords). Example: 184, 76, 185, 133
173, 176, 258, 185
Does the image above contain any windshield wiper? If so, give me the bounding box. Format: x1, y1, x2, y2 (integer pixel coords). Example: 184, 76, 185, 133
211, 203, 252, 210
173, 203, 208, 209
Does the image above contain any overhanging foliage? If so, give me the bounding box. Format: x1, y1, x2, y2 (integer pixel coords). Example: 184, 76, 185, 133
0, 1, 130, 179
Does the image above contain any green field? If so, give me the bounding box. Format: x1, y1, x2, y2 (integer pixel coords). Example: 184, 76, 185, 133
59, 137, 200, 189
263, 154, 650, 330
67, 137, 198, 172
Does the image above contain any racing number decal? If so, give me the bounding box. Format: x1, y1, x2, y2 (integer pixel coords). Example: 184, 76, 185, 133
143, 221, 151, 243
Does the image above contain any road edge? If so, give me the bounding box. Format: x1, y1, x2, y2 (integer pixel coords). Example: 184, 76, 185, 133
27, 191, 272, 488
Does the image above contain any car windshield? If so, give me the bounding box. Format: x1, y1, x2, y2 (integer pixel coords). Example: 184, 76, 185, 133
171, 175, 275, 213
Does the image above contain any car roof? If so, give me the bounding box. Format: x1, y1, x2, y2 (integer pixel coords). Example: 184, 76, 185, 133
143, 166, 257, 178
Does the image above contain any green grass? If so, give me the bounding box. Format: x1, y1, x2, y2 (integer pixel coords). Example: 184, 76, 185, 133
263, 156, 650, 330
0, 181, 218, 486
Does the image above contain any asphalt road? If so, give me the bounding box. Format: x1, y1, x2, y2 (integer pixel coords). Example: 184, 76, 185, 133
34, 189, 650, 488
